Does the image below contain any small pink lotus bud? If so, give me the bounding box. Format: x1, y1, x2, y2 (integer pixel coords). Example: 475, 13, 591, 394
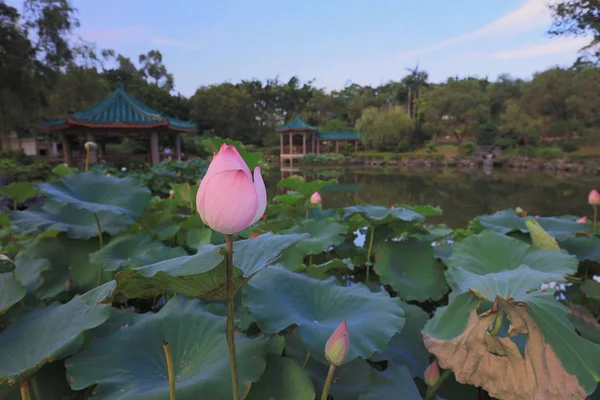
310, 192, 322, 205
515, 207, 526, 217
535, 214, 540, 218
196, 144, 267, 234
325, 320, 349, 366
577, 216, 588, 223
589, 190, 600, 205
84, 141, 97, 151
424, 360, 440, 387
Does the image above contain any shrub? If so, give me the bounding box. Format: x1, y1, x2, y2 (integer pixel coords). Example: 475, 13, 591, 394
536, 146, 565, 160
459, 141, 476, 156
494, 137, 518, 149
561, 141, 579, 153
476, 122, 498, 145
426, 141, 437, 153
396, 139, 410, 153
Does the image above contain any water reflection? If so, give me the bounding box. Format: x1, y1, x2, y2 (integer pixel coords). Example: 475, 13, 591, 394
267, 167, 600, 228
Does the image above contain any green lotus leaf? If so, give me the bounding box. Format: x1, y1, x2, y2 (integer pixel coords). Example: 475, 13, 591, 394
169, 182, 198, 210
568, 304, 600, 344
582, 279, 600, 300
65, 296, 270, 399
294, 258, 354, 280
273, 191, 305, 205
342, 204, 424, 225
51, 163, 77, 177
9, 202, 132, 240
243, 265, 405, 363
245, 355, 316, 400
357, 363, 422, 400
89, 233, 187, 272
277, 175, 337, 198
0, 255, 15, 273
0, 291, 111, 387
0, 273, 25, 315
37, 171, 151, 219
397, 203, 443, 217
13, 255, 50, 294
185, 228, 213, 248
374, 239, 449, 302
279, 219, 348, 268
423, 290, 600, 399
0, 362, 74, 400
474, 209, 590, 239
559, 236, 600, 263
446, 230, 578, 279
371, 303, 430, 378
115, 232, 307, 299
0, 182, 40, 204
17, 235, 102, 299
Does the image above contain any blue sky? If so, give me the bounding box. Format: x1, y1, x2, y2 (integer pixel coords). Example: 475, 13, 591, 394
10, 0, 592, 96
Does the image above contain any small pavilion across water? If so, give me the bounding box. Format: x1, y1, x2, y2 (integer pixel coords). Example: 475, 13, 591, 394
36, 78, 196, 167
276, 116, 364, 165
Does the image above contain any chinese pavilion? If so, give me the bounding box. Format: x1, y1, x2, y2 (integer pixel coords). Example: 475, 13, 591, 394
36, 78, 196, 167
277, 116, 363, 165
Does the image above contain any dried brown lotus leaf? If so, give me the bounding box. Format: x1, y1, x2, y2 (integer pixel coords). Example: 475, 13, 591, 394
423, 298, 587, 400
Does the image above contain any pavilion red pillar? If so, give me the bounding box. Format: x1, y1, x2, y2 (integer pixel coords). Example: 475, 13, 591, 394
335, 141, 340, 153
302, 132, 306, 155
59, 131, 73, 167
288, 133, 293, 155
354, 140, 359, 153
150, 131, 160, 165
312, 134, 316, 153
174, 133, 182, 161
280, 133, 284, 155
317, 140, 320, 155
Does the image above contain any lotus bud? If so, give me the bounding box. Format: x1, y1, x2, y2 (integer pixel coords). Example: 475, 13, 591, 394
535, 214, 540, 218
310, 192, 322, 205
169, 189, 175, 200
196, 144, 267, 235
84, 141, 98, 151
526, 219, 560, 250
325, 320, 350, 366
515, 207, 526, 217
577, 216, 588, 224
424, 360, 440, 387
589, 190, 600, 205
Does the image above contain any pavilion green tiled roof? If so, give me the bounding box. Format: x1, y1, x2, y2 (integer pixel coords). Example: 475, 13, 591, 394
276, 116, 318, 132
316, 131, 364, 140
37, 79, 196, 133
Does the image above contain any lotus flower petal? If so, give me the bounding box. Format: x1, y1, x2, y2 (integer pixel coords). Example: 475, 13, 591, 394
251, 166, 267, 225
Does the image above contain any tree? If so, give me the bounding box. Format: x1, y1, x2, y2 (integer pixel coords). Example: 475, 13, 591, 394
488, 74, 524, 120
138, 50, 174, 92
549, 0, 600, 57
500, 100, 542, 145
356, 106, 413, 151
420, 78, 490, 142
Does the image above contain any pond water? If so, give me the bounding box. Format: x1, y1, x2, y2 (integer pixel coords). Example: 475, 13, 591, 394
265, 167, 600, 228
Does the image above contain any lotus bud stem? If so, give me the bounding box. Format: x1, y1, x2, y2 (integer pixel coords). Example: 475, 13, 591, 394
162, 341, 176, 400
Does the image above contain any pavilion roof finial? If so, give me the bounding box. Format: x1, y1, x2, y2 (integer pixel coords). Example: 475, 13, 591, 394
116, 76, 124, 89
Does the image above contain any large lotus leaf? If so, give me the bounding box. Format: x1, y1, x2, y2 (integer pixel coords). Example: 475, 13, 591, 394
37, 171, 151, 219
371, 303, 430, 378
16, 235, 102, 299
582, 279, 600, 300
0, 290, 111, 387
243, 265, 405, 363
342, 204, 424, 225
423, 291, 600, 400
9, 202, 132, 239
357, 363, 422, 400
374, 239, 448, 302
568, 304, 600, 344
169, 182, 198, 210
474, 209, 590, 239
277, 175, 337, 198
89, 233, 187, 272
13, 255, 50, 294
294, 258, 354, 280
0, 274, 25, 315
559, 236, 600, 263
0, 362, 73, 400
65, 296, 270, 400
245, 355, 315, 400
446, 230, 578, 278
447, 264, 567, 302
115, 233, 307, 299
284, 329, 373, 400
0, 182, 40, 204
279, 219, 348, 268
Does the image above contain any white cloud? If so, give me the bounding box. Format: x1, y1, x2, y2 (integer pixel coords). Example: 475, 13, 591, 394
153, 38, 200, 51
399, 0, 553, 59
480, 36, 591, 59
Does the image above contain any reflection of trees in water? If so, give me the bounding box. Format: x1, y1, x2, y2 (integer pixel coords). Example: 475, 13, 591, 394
267, 168, 594, 228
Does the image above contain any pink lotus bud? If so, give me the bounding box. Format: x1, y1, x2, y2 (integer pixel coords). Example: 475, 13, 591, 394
577, 216, 588, 223
424, 360, 440, 387
589, 190, 600, 205
325, 320, 349, 366
196, 144, 267, 234
84, 141, 97, 151
310, 192, 322, 205
535, 215, 540, 218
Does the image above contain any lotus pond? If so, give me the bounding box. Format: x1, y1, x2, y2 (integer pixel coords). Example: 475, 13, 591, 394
0, 154, 599, 400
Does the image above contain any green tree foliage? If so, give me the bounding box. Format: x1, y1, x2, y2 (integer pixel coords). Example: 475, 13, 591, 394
549, 0, 600, 57
356, 107, 413, 151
